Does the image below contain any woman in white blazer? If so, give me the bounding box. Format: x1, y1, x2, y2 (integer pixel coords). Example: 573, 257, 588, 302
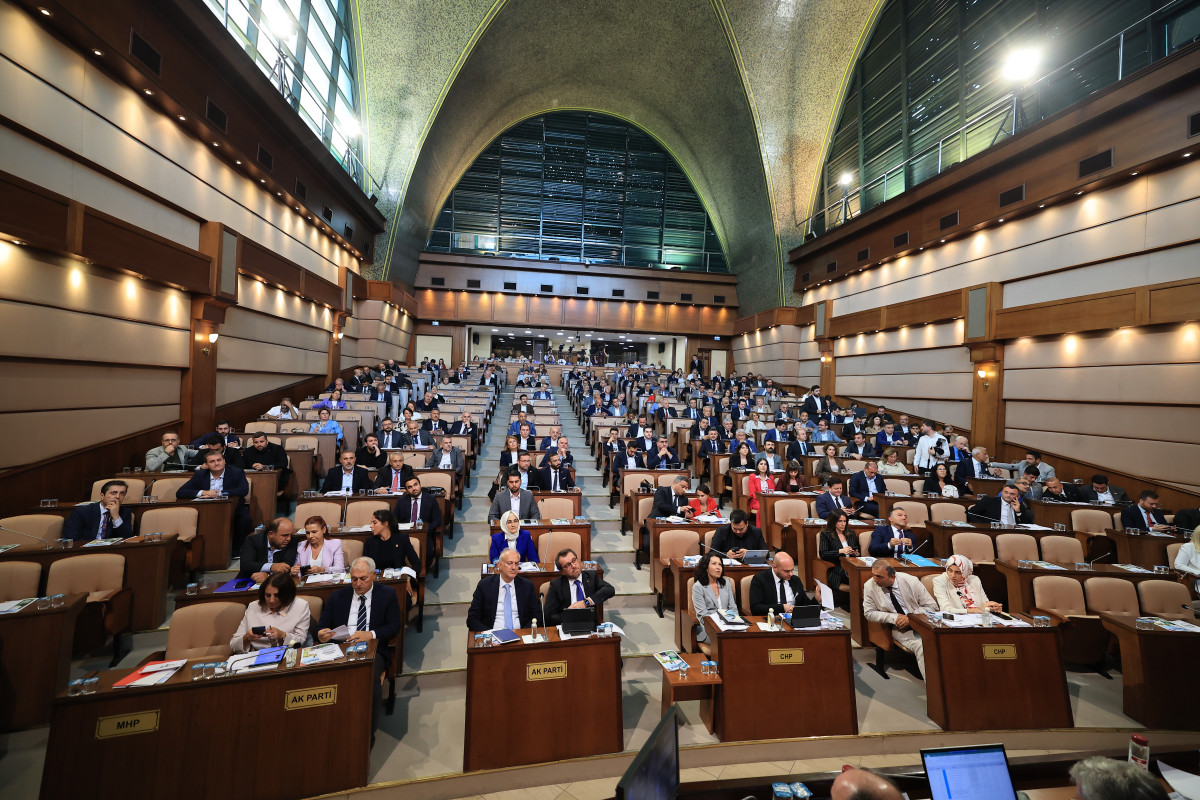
692, 552, 738, 644
932, 554, 1002, 613
290, 515, 345, 576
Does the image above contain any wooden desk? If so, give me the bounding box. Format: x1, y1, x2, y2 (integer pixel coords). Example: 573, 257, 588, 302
995, 560, 1165, 615
965, 476, 1010, 497
0, 593, 84, 731
1029, 498, 1115, 530
463, 629, 622, 771
487, 519, 592, 561
1100, 612, 1200, 729
1108, 528, 1187, 568
173, 577, 409, 677
669, 559, 767, 652
531, 489, 583, 518
660, 653, 720, 731
2, 535, 176, 630
41, 642, 374, 800
785, 517, 873, 590
844, 557, 945, 645
910, 613, 1073, 731
704, 616, 857, 741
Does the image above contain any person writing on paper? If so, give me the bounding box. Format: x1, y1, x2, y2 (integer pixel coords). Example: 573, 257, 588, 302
466, 548, 539, 631
688, 484, 719, 516
933, 554, 1001, 614
543, 547, 616, 627
230, 572, 311, 652
748, 551, 816, 616
692, 552, 737, 647
291, 516, 344, 576
709, 509, 767, 561
489, 510, 538, 563
363, 510, 420, 599
64, 480, 133, 541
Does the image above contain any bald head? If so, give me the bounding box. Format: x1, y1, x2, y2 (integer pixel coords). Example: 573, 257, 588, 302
831, 768, 903, 800
771, 552, 795, 582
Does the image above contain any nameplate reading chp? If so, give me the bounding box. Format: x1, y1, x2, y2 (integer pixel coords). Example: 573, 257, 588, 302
768, 649, 805, 665
284, 685, 338, 710
526, 660, 568, 681
982, 644, 1017, 660
95, 710, 160, 738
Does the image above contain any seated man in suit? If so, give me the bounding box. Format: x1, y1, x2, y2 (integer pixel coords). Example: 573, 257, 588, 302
513, 394, 535, 415
785, 427, 816, 460
748, 551, 817, 616
710, 509, 768, 560
874, 422, 906, 449
954, 445, 1002, 486
374, 451, 415, 494
145, 431, 197, 471
811, 418, 842, 444
321, 450, 374, 494
244, 431, 290, 473
317, 556, 402, 740
449, 411, 478, 448
1041, 477, 1080, 502
651, 475, 693, 519
841, 414, 868, 442
489, 468, 539, 522
532, 385, 553, 401
848, 461, 885, 520
401, 419, 434, 450
814, 478, 854, 518
64, 480, 133, 541
945, 435, 971, 465
426, 436, 465, 476
754, 439, 783, 472
394, 475, 443, 561
762, 420, 791, 443
177, 449, 253, 550
421, 407, 448, 436
237, 517, 297, 581
467, 547, 540, 631
414, 391, 441, 412
376, 418, 404, 450
993, 449, 1056, 483
646, 436, 681, 470
842, 431, 876, 459
507, 410, 538, 438
1121, 490, 1171, 532
540, 436, 574, 469
514, 422, 538, 453
512, 450, 541, 491
862, 562, 938, 678
1078, 473, 1131, 505
868, 508, 915, 558
537, 451, 575, 492
968, 483, 1033, 526
355, 433, 388, 471
612, 442, 646, 487
543, 547, 616, 626
626, 413, 652, 440
188, 419, 240, 449
538, 425, 563, 452
188, 434, 244, 469
366, 381, 392, 409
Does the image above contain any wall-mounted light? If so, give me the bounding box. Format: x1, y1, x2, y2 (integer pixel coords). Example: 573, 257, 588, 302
208, 333, 219, 344
335, 332, 344, 341
976, 368, 991, 389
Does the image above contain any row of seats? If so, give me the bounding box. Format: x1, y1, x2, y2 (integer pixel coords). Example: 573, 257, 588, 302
1, 508, 198, 549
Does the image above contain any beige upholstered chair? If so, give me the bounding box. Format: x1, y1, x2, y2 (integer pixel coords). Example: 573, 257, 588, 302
163, 602, 244, 660
995, 533, 1039, 562
1083, 576, 1139, 616
929, 503, 967, 523
90, 478, 146, 502
294, 501, 344, 527
0, 515, 64, 550
45, 553, 131, 664
537, 531, 583, 563
1039, 535, 1084, 563
538, 496, 576, 520
883, 479, 911, 496
151, 477, 190, 501
340, 538, 365, 565
1070, 509, 1114, 534
0, 561, 41, 601
951, 532, 996, 564
345, 501, 389, 528
1031, 575, 1108, 670
765, 498, 808, 551
1137, 580, 1192, 621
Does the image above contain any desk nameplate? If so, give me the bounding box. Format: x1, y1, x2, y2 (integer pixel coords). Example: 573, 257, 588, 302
526, 660, 567, 681
983, 644, 1017, 660
95, 710, 159, 738
284, 685, 337, 709
768, 648, 805, 665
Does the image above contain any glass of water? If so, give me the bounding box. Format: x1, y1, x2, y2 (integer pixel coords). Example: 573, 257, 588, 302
678, 660, 689, 681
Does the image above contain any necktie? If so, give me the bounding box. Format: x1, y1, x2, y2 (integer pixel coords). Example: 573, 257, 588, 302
1145, 510, 1155, 528
778, 579, 787, 608
886, 586, 905, 615
411, 498, 419, 524
98, 513, 109, 540
357, 594, 367, 632
574, 580, 584, 602
893, 528, 906, 557
552, 471, 559, 491
392, 470, 401, 491
504, 584, 516, 628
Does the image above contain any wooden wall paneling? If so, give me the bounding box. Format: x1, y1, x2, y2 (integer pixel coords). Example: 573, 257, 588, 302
562, 299, 599, 329
491, 293, 528, 325
240, 239, 303, 289
993, 290, 1138, 339
883, 290, 964, 329
459, 291, 493, 322
632, 302, 669, 331
80, 208, 212, 293
214, 373, 328, 434
179, 298, 226, 439
525, 296, 562, 326
969, 345, 1004, 456
596, 300, 632, 330
302, 271, 343, 310
1148, 279, 1200, 323
197, 221, 239, 303
418, 289, 458, 321
828, 308, 883, 339
0, 170, 71, 249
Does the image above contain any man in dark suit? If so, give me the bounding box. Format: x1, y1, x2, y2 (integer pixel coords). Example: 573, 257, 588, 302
954, 446, 1001, 486
1041, 477, 1081, 503
710, 509, 767, 560
698, 428, 724, 458
842, 432, 876, 459
612, 443, 645, 485
748, 552, 818, 615
814, 479, 853, 518
537, 452, 575, 491
646, 437, 680, 470
188, 419, 240, 449
1121, 490, 1171, 532
401, 420, 434, 449
426, 437, 465, 477
393, 475, 443, 551
868, 508, 916, 558
785, 429, 816, 460
243, 432, 289, 473
177, 449, 252, 549
848, 461, 884, 519
421, 408, 447, 435
763, 421, 792, 443
1077, 474, 1131, 505
489, 469, 539, 522
317, 557, 402, 739
355, 433, 388, 471
375, 418, 404, 451
374, 451, 415, 494
467, 548, 540, 631
626, 413, 652, 440
237, 517, 298, 581
366, 382, 392, 407
801, 385, 826, 418
968, 484, 1034, 526
543, 548, 616, 626
321, 450, 374, 494
448, 411, 479, 448
841, 414, 868, 441
64, 480, 134, 541
651, 475, 693, 518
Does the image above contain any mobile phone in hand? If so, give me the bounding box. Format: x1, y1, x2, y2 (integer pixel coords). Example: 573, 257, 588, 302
252, 626, 266, 635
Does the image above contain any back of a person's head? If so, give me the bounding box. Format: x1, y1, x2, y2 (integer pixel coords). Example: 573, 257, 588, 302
830, 767, 903, 800
1070, 757, 1168, 800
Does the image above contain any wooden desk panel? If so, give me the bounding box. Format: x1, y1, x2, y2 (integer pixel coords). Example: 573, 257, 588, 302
463, 630, 622, 771
910, 613, 1073, 731
1101, 612, 1200, 729
705, 616, 857, 741
996, 560, 1165, 614
0, 594, 84, 731
1029, 499, 1112, 530
41, 643, 373, 800
1109, 528, 1187, 568
924, 521, 1105, 562
660, 653, 719, 731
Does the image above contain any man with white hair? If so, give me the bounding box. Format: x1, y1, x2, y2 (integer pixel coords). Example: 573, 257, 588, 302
1069, 756, 1167, 800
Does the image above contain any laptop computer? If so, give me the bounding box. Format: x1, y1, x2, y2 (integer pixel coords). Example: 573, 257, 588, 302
921, 743, 1018, 800
789, 605, 821, 628
741, 549, 770, 566
561, 607, 596, 636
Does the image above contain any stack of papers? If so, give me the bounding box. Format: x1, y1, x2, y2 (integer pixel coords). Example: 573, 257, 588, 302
0, 544, 19, 555
382, 567, 417, 580
1016, 524, 1053, 530
694, 514, 728, 523
0, 598, 36, 614
550, 518, 572, 525
342, 524, 371, 533
1144, 617, 1200, 633
707, 613, 749, 631
518, 562, 540, 571
84, 538, 124, 547
114, 659, 187, 688
1114, 563, 1153, 573
302, 572, 340, 585
300, 643, 345, 665
653, 650, 686, 671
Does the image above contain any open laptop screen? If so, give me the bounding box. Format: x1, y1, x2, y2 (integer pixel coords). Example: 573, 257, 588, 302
921, 744, 1018, 800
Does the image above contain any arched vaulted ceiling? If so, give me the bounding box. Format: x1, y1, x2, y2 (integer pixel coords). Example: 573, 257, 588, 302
355, 0, 882, 314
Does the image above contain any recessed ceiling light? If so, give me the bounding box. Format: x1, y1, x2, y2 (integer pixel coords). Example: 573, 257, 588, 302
260, 179, 266, 183
998, 218, 1004, 222
235, 160, 242, 165
649, 337, 656, 340
212, 142, 219, 147
1130, 171, 1138, 176
940, 239, 945, 243
276, 192, 282, 196
1184, 152, 1193, 158
1038, 204, 1045, 208
92, 49, 103, 56
144, 89, 154, 96
38, 6, 51, 16
491, 328, 498, 332
1076, 191, 1083, 195
12, 240, 24, 246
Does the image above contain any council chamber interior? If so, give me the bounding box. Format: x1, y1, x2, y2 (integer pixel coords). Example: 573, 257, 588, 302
1, 1, 1199, 799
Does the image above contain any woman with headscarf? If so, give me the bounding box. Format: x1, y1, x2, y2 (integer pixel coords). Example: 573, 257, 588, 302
489, 510, 538, 563
932, 554, 1003, 613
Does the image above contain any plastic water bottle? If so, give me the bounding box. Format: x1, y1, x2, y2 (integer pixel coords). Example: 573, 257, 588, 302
1128, 734, 1149, 769
767, 608, 776, 630
285, 645, 298, 668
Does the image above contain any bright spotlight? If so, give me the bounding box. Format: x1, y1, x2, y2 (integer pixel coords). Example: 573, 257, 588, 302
1002, 47, 1041, 84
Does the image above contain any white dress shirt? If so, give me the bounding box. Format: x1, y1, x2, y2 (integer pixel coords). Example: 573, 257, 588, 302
914, 433, 945, 470
339, 469, 355, 492
492, 577, 520, 630
229, 601, 311, 652
508, 491, 523, 516
209, 470, 226, 493
438, 452, 453, 469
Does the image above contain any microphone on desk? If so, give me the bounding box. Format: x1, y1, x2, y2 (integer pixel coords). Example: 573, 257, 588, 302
0, 523, 52, 550
1089, 551, 1112, 566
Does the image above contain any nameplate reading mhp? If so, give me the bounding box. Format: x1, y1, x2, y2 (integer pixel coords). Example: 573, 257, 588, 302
526, 660, 568, 681
284, 685, 338, 710
768, 648, 805, 665
983, 644, 1017, 660
95, 710, 159, 738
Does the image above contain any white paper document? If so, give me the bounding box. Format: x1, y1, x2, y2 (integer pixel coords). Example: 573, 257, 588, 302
327, 625, 351, 642
1160, 761, 1200, 799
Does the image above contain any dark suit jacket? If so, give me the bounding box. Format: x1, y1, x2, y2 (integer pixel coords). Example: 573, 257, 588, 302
543, 571, 616, 626
868, 525, 916, 557
376, 429, 405, 450
1041, 485, 1081, 503
393, 492, 442, 534
466, 574, 539, 631
1079, 486, 1132, 505
242, 442, 289, 472
1121, 505, 1167, 531
748, 570, 817, 615
847, 470, 883, 504
785, 440, 816, 460
537, 465, 575, 490
802, 396, 827, 417
710, 524, 767, 557
401, 430, 434, 448
321, 466, 374, 494
176, 465, 249, 502
237, 532, 298, 579
318, 585, 403, 669
967, 495, 1034, 525
373, 463, 415, 491
699, 439, 725, 458
354, 446, 388, 470
421, 418, 448, 435
814, 491, 853, 518
367, 389, 392, 405
651, 485, 688, 518
64, 503, 134, 541
842, 442, 876, 458
954, 458, 994, 486
647, 449, 680, 469
448, 422, 477, 442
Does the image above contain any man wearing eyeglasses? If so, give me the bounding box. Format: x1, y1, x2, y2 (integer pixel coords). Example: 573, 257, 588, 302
542, 548, 616, 627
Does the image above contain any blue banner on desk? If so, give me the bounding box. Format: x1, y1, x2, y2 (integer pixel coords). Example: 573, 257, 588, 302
901, 554, 939, 567
215, 578, 257, 593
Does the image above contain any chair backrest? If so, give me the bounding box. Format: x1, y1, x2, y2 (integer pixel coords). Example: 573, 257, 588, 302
401, 451, 428, 469
419, 471, 453, 494
1112, 511, 1123, 532
340, 538, 364, 565
139, 506, 199, 542
996, 533, 1039, 562
620, 471, 646, 497
704, 530, 716, 551
1032, 575, 1088, 617
1039, 535, 1084, 563
245, 421, 277, 434
410, 536, 424, 574
294, 501, 345, 527
920, 574, 938, 600
345, 500, 389, 528
538, 496, 576, 519
284, 434, 318, 448
164, 602, 244, 660
657, 472, 682, 487
46, 553, 125, 594
90, 478, 146, 502
686, 577, 698, 623
858, 530, 873, 555
893, 501, 930, 527
659, 530, 700, 562
1083, 576, 1140, 615
280, 423, 312, 434
768, 498, 809, 529
151, 476, 190, 500
1137, 580, 1193, 621
951, 531, 996, 563
1167, 542, 1183, 568
301, 594, 324, 636
538, 531, 583, 562
739, 575, 755, 614
843, 459, 866, 473
716, 455, 730, 475
0, 561, 41, 601
636, 495, 655, 528
929, 503, 967, 523
0, 515, 64, 549
1071, 509, 1115, 534
884, 479, 912, 496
